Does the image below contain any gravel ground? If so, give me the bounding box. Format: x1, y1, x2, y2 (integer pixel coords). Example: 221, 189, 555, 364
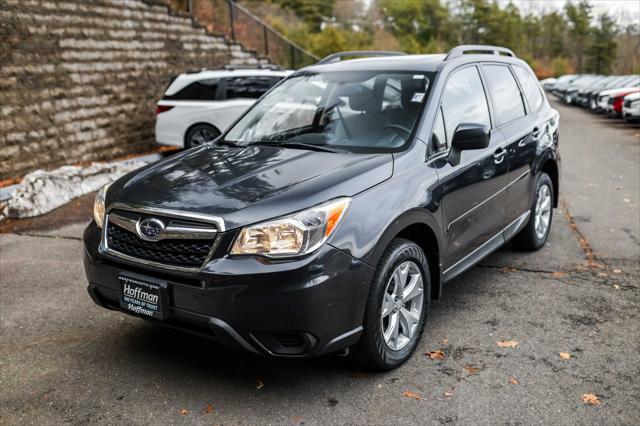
1, 98, 639, 425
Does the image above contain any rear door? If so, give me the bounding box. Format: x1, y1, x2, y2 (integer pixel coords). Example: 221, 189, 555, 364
481, 64, 536, 226
433, 65, 509, 272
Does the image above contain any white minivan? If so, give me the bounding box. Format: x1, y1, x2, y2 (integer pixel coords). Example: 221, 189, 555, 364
155, 67, 292, 148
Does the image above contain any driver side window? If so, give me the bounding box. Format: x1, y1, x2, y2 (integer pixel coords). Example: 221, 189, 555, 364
440, 66, 491, 144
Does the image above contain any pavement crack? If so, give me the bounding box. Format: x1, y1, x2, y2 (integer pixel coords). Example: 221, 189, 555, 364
561, 199, 605, 269
477, 264, 559, 274
11, 232, 81, 241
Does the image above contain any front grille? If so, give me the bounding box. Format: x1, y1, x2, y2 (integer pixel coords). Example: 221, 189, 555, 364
104, 210, 218, 270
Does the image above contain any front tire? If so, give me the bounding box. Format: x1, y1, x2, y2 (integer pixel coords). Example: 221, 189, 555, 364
352, 239, 430, 370
511, 172, 554, 251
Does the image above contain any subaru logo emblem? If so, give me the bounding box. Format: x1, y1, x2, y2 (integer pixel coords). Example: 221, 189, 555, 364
136, 218, 165, 241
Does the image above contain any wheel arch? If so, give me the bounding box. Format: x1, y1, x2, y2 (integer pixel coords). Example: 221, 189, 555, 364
366, 210, 443, 300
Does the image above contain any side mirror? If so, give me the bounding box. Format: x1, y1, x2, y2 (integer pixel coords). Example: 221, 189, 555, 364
448, 123, 490, 166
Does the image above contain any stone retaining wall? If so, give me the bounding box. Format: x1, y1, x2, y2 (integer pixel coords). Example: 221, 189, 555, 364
0, 0, 265, 179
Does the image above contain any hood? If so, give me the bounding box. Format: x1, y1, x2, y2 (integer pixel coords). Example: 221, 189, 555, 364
109, 144, 393, 230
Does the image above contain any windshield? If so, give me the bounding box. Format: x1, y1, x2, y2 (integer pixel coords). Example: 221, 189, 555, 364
224, 71, 433, 152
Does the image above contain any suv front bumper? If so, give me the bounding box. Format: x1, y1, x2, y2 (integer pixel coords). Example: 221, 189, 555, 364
83, 222, 375, 357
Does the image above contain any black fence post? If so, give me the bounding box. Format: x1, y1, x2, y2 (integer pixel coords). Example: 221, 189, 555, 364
228, 0, 236, 42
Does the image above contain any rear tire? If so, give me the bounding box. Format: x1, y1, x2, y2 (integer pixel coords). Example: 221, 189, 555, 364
351, 238, 430, 370
511, 172, 554, 251
184, 124, 220, 149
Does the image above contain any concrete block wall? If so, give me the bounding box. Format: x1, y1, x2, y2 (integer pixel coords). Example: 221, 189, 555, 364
0, 0, 266, 179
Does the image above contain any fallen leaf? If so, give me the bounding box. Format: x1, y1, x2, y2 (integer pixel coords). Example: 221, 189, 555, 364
598, 272, 609, 277
464, 364, 480, 375
582, 393, 601, 406
550, 271, 568, 277
444, 391, 453, 397
559, 352, 572, 359
204, 404, 214, 414
500, 267, 517, 273
509, 378, 519, 385
179, 408, 189, 415
441, 338, 449, 345
497, 340, 519, 348
255, 379, 264, 389
403, 391, 421, 400
613, 269, 622, 274
426, 350, 445, 360
292, 415, 304, 423
613, 284, 620, 289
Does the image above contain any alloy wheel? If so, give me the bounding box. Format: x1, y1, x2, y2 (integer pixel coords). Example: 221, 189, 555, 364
534, 184, 552, 239
190, 127, 217, 147
380, 261, 424, 351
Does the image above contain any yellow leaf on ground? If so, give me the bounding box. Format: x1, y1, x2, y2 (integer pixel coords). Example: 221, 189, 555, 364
403, 391, 421, 400
426, 350, 445, 360
582, 393, 601, 406
509, 378, 519, 384
464, 364, 480, 375
204, 404, 214, 414
179, 408, 189, 415
550, 271, 568, 277
255, 379, 264, 389
560, 352, 572, 359
497, 340, 519, 348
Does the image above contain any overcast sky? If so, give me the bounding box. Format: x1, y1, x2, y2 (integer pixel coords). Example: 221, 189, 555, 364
494, 0, 640, 26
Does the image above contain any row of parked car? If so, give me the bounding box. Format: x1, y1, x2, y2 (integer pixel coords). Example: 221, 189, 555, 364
540, 74, 640, 122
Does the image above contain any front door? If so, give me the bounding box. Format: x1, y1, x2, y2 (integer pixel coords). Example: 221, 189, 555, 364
432, 65, 509, 275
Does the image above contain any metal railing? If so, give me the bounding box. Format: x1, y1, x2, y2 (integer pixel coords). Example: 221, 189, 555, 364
185, 0, 319, 69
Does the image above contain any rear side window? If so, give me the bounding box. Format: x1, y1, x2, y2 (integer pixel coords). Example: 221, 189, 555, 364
224, 76, 283, 100
483, 65, 526, 124
513, 65, 544, 112
163, 79, 219, 101
441, 66, 491, 141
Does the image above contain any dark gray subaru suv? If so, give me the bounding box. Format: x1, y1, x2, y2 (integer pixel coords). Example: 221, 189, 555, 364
84, 45, 560, 369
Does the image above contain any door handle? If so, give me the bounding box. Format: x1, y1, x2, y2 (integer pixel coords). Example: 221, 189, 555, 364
517, 138, 527, 147
493, 148, 506, 164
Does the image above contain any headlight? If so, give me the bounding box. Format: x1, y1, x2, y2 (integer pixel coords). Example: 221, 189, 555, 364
231, 198, 350, 257
93, 184, 110, 228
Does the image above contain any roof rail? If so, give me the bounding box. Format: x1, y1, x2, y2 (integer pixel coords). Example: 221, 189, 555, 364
445, 45, 516, 60
223, 64, 285, 71
317, 51, 407, 65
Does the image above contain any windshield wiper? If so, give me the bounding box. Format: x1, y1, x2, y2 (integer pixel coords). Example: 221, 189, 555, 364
252, 141, 342, 153
216, 139, 242, 147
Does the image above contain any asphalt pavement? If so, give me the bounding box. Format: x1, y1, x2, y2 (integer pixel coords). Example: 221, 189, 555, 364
1, 98, 639, 425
